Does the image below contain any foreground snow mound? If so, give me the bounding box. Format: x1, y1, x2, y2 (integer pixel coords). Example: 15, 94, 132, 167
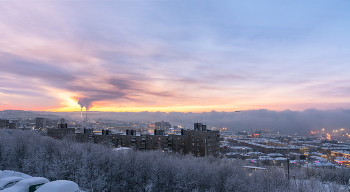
1, 177, 49, 192
35, 180, 80, 192
0, 177, 24, 190
0, 171, 31, 179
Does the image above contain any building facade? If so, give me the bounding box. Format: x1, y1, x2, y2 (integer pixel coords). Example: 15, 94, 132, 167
155, 121, 171, 131
47, 123, 75, 139
185, 123, 220, 156
35, 117, 46, 129
0, 119, 9, 129
68, 123, 220, 156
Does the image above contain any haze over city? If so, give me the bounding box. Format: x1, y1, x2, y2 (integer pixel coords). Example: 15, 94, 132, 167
1, 1, 349, 113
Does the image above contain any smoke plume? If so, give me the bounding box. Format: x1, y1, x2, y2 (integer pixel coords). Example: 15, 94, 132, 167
78, 98, 93, 110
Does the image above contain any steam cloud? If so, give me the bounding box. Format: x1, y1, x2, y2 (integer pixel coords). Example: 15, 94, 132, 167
78, 98, 92, 119
78, 98, 93, 110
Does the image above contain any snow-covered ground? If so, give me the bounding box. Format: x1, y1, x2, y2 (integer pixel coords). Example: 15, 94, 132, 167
1, 177, 49, 192
0, 177, 24, 190
0, 171, 31, 180
35, 180, 80, 192
0, 170, 84, 192
292, 179, 350, 192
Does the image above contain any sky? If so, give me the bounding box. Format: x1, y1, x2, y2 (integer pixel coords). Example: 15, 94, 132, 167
1, 0, 350, 113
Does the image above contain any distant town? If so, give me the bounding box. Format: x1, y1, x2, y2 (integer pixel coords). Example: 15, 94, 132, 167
1, 109, 350, 170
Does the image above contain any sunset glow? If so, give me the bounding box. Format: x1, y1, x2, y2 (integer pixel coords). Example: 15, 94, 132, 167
1, 1, 350, 112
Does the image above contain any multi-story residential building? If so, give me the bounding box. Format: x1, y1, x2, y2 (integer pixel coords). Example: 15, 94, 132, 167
35, 117, 46, 129
0, 119, 9, 129
155, 121, 171, 131
47, 123, 75, 139
185, 123, 220, 156
49, 123, 220, 157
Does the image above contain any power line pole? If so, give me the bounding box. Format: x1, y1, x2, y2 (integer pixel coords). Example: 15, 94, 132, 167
287, 158, 290, 180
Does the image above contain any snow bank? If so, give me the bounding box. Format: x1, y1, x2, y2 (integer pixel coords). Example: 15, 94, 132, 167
36, 180, 80, 192
0, 170, 31, 179
0, 177, 24, 190
1, 177, 49, 192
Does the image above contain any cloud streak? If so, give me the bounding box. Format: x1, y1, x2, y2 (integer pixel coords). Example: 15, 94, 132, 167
0, 1, 350, 112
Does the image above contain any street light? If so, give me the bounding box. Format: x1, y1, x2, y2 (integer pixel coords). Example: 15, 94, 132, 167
306, 161, 309, 179
286, 157, 290, 180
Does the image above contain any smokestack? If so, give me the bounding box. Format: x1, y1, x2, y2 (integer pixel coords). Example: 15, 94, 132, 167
85, 108, 88, 122
80, 107, 83, 119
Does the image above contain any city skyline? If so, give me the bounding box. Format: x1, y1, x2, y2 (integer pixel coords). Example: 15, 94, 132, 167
1, 1, 350, 112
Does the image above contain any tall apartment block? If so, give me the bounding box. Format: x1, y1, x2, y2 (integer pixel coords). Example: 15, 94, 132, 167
185, 123, 220, 156
35, 117, 46, 129
155, 121, 171, 131
0, 119, 9, 129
